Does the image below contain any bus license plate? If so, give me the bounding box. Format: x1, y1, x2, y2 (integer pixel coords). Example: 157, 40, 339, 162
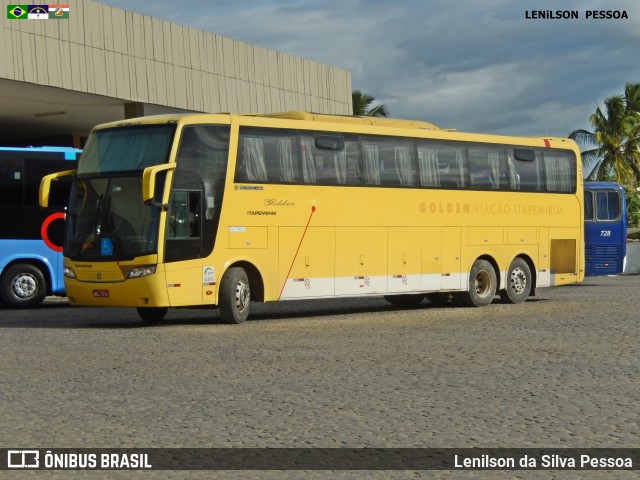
92, 290, 110, 298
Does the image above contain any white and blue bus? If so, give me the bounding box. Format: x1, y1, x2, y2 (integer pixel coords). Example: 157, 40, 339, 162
0, 146, 80, 307
584, 181, 627, 276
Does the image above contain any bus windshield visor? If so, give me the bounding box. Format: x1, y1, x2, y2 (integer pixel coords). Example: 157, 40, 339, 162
78, 125, 175, 175
65, 176, 163, 260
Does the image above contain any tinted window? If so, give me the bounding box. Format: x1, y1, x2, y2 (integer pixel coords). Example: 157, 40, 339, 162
166, 125, 230, 263
0, 158, 24, 206
469, 147, 508, 190
596, 191, 621, 221
544, 152, 576, 193
233, 127, 576, 194
79, 125, 175, 175
584, 191, 594, 221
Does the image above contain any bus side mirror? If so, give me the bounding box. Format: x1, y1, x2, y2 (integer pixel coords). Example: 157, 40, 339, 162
39, 169, 76, 210
142, 163, 176, 209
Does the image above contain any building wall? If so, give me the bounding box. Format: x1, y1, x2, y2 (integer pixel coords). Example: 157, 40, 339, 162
0, 0, 352, 115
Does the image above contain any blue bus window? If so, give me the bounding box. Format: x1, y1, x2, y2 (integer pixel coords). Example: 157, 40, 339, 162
584, 191, 594, 221
596, 191, 620, 221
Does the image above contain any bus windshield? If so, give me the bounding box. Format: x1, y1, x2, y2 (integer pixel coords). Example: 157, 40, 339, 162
65, 124, 176, 261
65, 176, 164, 261
78, 124, 175, 175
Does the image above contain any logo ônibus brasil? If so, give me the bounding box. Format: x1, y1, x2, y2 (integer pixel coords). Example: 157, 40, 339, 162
7, 5, 70, 20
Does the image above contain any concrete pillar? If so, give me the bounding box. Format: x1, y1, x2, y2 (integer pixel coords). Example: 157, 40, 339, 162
124, 102, 145, 119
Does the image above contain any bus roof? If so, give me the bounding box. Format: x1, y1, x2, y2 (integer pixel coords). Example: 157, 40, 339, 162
94, 111, 441, 132
91, 112, 578, 150
0, 145, 81, 153
255, 111, 440, 131
584, 181, 624, 191
0, 145, 81, 160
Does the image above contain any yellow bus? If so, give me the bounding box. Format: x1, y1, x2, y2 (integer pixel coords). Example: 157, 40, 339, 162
40, 111, 584, 324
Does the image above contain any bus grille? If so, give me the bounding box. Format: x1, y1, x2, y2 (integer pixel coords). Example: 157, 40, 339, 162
594, 245, 620, 270
76, 270, 124, 282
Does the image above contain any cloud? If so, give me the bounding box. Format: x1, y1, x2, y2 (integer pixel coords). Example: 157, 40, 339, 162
99, 0, 640, 137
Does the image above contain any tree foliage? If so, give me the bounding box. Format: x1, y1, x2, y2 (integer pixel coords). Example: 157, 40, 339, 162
625, 187, 640, 228
569, 82, 640, 189
352, 90, 388, 117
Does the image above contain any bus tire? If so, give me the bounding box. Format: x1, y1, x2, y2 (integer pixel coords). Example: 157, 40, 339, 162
219, 267, 251, 324
459, 259, 497, 307
137, 307, 168, 323
500, 257, 532, 304
384, 294, 425, 307
0, 263, 47, 308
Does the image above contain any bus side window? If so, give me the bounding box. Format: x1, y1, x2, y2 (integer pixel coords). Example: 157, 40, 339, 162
596, 191, 620, 221
168, 190, 201, 239
314, 154, 340, 185
510, 150, 541, 192
584, 191, 594, 221
236, 128, 299, 184
0, 158, 24, 206
301, 134, 353, 186
438, 150, 465, 189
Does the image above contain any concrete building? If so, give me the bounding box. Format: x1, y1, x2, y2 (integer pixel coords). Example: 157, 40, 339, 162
0, 0, 352, 147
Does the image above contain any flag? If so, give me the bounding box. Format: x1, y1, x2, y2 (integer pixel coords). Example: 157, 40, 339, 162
6, 5, 28, 19
27, 4, 49, 19
48, 4, 69, 19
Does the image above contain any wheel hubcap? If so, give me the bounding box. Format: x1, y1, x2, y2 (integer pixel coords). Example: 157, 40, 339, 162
12, 274, 37, 299
474, 270, 491, 298
235, 280, 250, 312
510, 267, 527, 294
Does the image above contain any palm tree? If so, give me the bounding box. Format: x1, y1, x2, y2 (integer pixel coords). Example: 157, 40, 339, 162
569, 82, 640, 188
352, 90, 388, 117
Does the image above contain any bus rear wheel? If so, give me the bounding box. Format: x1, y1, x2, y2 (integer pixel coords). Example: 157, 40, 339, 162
0, 263, 47, 308
137, 307, 168, 323
219, 267, 251, 324
500, 258, 532, 304
459, 259, 497, 307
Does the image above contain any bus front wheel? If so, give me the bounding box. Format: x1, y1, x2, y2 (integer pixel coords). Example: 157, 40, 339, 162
459, 259, 497, 307
219, 267, 251, 324
500, 258, 532, 304
0, 263, 47, 308
137, 307, 168, 323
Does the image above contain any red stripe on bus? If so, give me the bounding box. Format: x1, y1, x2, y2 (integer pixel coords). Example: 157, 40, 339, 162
41, 212, 65, 252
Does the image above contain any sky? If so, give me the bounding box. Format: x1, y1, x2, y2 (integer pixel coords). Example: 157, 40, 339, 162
98, 0, 640, 138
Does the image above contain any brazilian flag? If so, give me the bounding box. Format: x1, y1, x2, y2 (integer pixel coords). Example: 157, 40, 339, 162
7, 5, 28, 19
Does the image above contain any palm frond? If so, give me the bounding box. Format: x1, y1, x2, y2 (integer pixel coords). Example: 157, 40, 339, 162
575, 84, 640, 187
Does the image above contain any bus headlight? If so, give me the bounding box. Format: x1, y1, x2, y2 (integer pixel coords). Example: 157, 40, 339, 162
127, 265, 157, 279
64, 266, 77, 279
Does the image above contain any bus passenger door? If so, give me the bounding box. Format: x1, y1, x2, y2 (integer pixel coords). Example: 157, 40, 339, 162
441, 227, 461, 290
164, 189, 205, 306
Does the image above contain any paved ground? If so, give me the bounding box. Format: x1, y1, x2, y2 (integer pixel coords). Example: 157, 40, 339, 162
1, 275, 639, 479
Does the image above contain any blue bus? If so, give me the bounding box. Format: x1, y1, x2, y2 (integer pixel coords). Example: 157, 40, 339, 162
584, 181, 627, 276
0, 146, 80, 307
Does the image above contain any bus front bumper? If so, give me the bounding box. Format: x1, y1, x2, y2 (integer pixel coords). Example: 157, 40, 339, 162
65, 276, 170, 308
